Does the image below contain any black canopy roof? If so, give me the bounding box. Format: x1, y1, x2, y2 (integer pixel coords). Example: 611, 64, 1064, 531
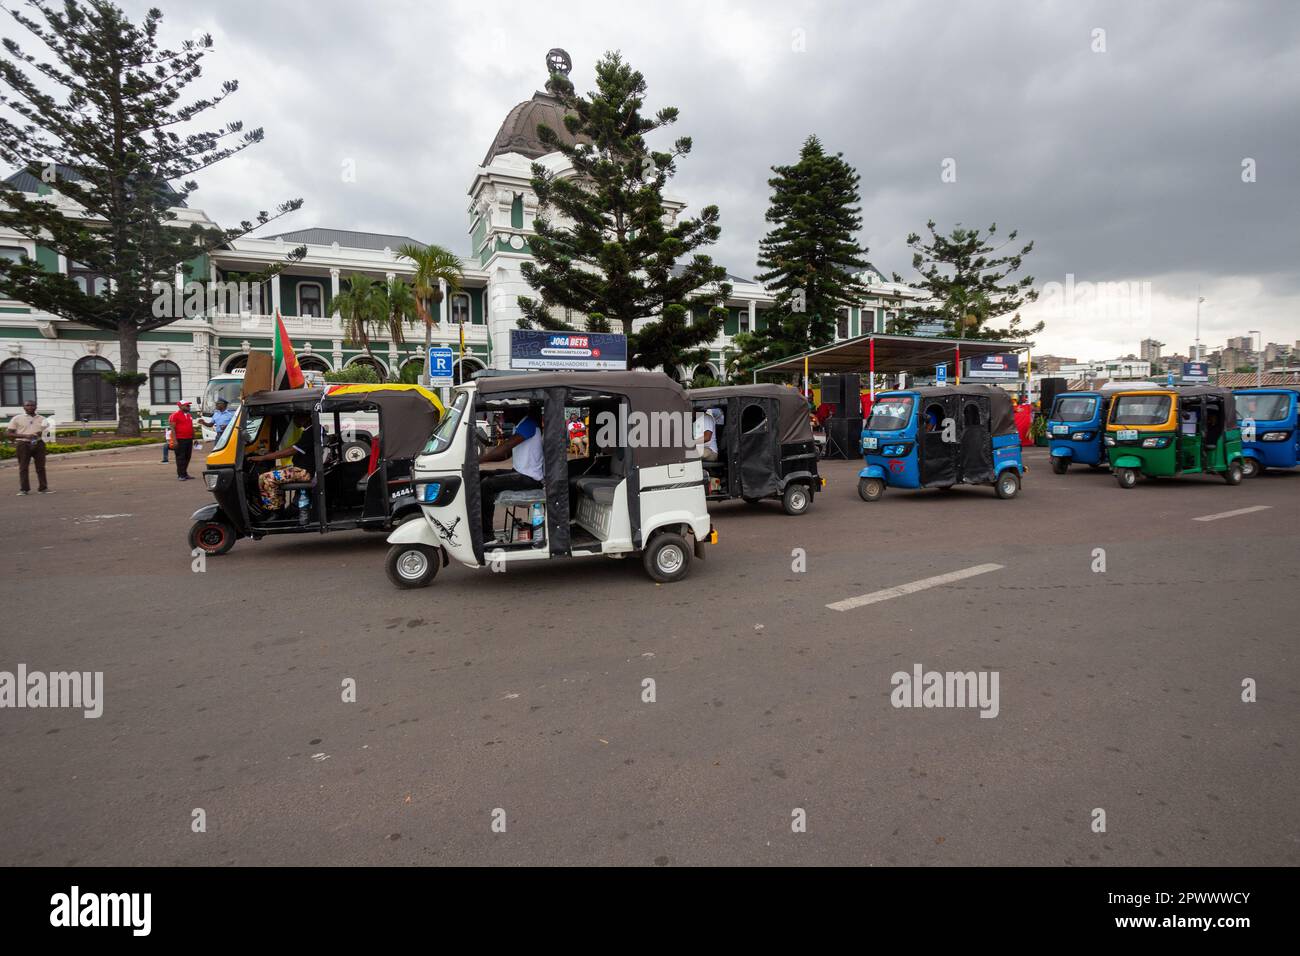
688, 383, 813, 444
243, 386, 442, 459
891, 384, 1017, 436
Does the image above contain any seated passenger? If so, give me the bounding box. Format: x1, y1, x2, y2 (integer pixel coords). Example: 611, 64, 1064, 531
479, 408, 544, 539
247, 413, 318, 511
694, 410, 718, 461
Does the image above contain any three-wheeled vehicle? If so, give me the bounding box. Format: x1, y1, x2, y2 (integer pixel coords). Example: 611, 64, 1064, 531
856, 384, 1024, 501
384, 371, 715, 588
685, 384, 823, 515
1105, 385, 1244, 488
1046, 382, 1157, 473
189, 383, 444, 554
1233, 387, 1300, 477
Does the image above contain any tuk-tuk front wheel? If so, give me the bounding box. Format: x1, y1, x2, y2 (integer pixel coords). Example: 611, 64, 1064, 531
1050, 456, 1069, 475
1223, 460, 1243, 485
858, 477, 885, 502
782, 483, 812, 515
188, 518, 236, 556
643, 532, 691, 583
385, 543, 440, 589
1241, 458, 1261, 479
1115, 467, 1138, 489
995, 470, 1021, 499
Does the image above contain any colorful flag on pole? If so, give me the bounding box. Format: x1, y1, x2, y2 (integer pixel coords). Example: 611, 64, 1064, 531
273, 311, 305, 390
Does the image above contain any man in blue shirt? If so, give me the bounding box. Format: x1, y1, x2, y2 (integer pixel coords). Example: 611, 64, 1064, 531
478, 409, 544, 540
206, 398, 235, 438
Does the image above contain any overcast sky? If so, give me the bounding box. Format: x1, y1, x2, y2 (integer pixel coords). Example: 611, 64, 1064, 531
50, 1, 1300, 357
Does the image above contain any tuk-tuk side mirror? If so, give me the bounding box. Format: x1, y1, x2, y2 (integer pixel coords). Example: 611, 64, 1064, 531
475, 425, 492, 445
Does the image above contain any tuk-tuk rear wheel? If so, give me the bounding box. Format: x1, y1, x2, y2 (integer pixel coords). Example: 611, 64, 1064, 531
995, 470, 1021, 499
782, 483, 811, 515
385, 543, 440, 589
188, 519, 236, 556
1050, 456, 1069, 475
643, 532, 691, 583
858, 477, 885, 502
1223, 460, 1243, 484
1115, 467, 1138, 489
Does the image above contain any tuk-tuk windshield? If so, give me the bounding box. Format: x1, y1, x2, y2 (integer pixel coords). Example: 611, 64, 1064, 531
866, 396, 914, 431
1238, 394, 1290, 421
1052, 396, 1097, 422
423, 389, 468, 455
1112, 394, 1172, 426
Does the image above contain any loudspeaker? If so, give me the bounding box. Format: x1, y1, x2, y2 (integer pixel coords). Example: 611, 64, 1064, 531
827, 416, 863, 460
1039, 377, 1067, 411
821, 373, 861, 408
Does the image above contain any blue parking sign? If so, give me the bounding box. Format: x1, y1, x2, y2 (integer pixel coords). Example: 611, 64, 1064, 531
428, 346, 455, 386
935, 363, 947, 385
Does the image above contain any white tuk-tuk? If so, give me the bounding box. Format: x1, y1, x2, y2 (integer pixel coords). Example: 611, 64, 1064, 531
384, 371, 716, 587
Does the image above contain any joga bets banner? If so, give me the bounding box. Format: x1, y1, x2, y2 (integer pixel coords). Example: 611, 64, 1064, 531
509, 330, 628, 370
965, 353, 1021, 380
1182, 362, 1210, 382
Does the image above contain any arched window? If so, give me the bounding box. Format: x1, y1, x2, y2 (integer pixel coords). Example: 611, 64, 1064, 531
73, 355, 116, 420
149, 360, 182, 405
1, 358, 37, 406
298, 282, 323, 318
297, 354, 330, 373
454, 357, 485, 385
224, 353, 249, 372
451, 292, 471, 325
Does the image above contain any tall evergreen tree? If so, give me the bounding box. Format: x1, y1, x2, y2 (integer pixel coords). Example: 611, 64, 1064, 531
732, 136, 870, 374
0, 0, 303, 435
516, 52, 730, 373
891, 220, 1041, 340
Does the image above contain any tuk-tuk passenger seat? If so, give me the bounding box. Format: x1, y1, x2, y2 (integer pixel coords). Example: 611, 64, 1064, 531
573, 445, 626, 506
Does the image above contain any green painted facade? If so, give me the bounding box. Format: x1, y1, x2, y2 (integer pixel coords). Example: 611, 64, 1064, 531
510, 195, 524, 229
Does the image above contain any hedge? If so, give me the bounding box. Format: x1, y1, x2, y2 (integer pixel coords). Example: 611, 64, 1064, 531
0, 437, 162, 460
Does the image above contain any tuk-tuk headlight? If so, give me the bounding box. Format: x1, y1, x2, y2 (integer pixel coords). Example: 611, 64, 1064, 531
416, 481, 442, 503
1104, 436, 1116, 446
1071, 431, 1094, 441
1141, 436, 1170, 448
1260, 431, 1290, 441
881, 442, 913, 457
204, 472, 220, 490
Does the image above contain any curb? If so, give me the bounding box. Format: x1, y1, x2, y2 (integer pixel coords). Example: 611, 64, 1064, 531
0, 441, 168, 468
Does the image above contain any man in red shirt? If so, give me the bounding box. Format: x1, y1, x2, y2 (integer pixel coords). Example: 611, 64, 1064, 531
168, 400, 196, 480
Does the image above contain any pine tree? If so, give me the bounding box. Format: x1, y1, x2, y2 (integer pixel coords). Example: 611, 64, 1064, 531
892, 221, 1041, 340
0, 0, 303, 436
732, 136, 870, 374
516, 52, 730, 372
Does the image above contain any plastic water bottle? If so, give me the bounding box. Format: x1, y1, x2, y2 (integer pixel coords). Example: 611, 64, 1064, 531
297, 490, 309, 523
531, 500, 545, 547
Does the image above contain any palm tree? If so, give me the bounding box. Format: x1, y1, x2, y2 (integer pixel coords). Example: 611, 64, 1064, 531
378, 277, 419, 378
396, 242, 464, 387
333, 273, 384, 369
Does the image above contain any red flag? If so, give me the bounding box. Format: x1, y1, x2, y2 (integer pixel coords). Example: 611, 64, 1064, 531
273, 311, 305, 389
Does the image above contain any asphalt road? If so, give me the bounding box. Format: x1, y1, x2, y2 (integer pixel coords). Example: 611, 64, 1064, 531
1, 444, 1296, 866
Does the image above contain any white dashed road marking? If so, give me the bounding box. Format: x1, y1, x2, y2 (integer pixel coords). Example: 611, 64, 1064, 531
1192, 505, 1272, 522
826, 563, 1005, 612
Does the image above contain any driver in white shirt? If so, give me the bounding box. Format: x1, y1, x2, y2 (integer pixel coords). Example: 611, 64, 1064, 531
478, 408, 544, 539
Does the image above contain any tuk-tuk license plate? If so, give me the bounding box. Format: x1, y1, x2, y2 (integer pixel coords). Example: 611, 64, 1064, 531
1052, 425, 1069, 435
1118, 429, 1138, 441
862, 437, 878, 450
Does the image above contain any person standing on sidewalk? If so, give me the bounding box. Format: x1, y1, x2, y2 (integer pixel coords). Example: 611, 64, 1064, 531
5, 399, 51, 495
168, 401, 196, 480
161, 422, 171, 463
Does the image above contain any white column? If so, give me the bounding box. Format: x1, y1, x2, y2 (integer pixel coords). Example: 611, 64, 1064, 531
747, 299, 756, 334
270, 272, 281, 315
329, 268, 341, 333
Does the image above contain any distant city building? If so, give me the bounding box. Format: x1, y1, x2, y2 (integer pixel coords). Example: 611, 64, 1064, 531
1139, 338, 1164, 364
1033, 355, 1077, 374
1059, 358, 1152, 380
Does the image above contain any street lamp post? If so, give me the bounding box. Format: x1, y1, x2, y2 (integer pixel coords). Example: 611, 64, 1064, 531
1194, 292, 1205, 361
1249, 329, 1262, 388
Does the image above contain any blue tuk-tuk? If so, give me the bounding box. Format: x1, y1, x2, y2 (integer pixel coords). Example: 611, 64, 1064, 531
1044, 383, 1150, 474
857, 385, 1024, 501
1234, 387, 1300, 477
